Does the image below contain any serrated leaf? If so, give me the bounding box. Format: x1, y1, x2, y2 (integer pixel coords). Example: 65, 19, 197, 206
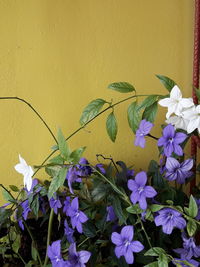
80, 99, 106, 125
138, 95, 158, 111
156, 75, 176, 92
69, 147, 86, 163
142, 102, 158, 123
49, 155, 64, 165
187, 219, 197, 236
9, 185, 19, 192
108, 82, 135, 93
0, 208, 12, 227
57, 128, 70, 160
48, 167, 67, 198
106, 112, 118, 142
188, 195, 198, 218
127, 101, 141, 133
144, 247, 166, 257
45, 165, 61, 178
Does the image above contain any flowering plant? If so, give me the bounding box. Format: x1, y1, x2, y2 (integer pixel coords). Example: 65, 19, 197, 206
0, 75, 200, 266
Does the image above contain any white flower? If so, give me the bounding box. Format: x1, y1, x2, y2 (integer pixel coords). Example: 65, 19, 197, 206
183, 105, 200, 134
158, 85, 194, 119
14, 155, 33, 191
166, 114, 189, 131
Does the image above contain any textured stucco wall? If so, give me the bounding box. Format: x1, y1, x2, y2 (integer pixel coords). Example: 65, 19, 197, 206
0, 0, 194, 202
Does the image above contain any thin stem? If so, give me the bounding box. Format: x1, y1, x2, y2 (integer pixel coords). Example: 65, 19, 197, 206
35, 94, 152, 174
147, 133, 159, 140
43, 208, 54, 266
23, 220, 42, 266
0, 97, 57, 144
136, 214, 152, 249
0, 184, 15, 199
96, 154, 119, 173
16, 252, 27, 265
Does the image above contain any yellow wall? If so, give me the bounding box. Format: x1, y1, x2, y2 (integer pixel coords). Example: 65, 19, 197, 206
0, 0, 194, 202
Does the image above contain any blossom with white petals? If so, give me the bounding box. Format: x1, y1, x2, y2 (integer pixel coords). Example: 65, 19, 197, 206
14, 155, 33, 191
166, 114, 189, 131
183, 105, 200, 134
158, 85, 194, 119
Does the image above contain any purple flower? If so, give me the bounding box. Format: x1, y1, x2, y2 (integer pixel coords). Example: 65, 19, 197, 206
128, 171, 157, 210
18, 219, 24, 230
67, 197, 88, 233
158, 124, 187, 157
21, 200, 31, 220
66, 167, 82, 194
76, 158, 92, 176
174, 233, 200, 260
64, 220, 75, 243
134, 119, 154, 148
154, 208, 186, 234
195, 199, 200, 220
111, 225, 144, 264
95, 163, 106, 175
47, 240, 70, 267
106, 206, 117, 222
165, 157, 193, 184
68, 242, 91, 267
49, 196, 62, 214
63, 196, 71, 215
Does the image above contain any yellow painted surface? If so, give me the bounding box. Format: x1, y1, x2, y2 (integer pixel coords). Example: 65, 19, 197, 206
0, 0, 194, 203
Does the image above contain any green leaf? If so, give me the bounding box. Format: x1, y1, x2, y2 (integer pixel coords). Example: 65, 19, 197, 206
144, 247, 166, 257
49, 155, 64, 165
0, 208, 12, 227
9, 185, 19, 192
142, 102, 158, 123
144, 262, 159, 267
80, 99, 106, 125
187, 219, 197, 236
57, 128, 70, 160
91, 182, 110, 202
108, 82, 135, 93
127, 101, 141, 133
45, 165, 61, 178
70, 147, 86, 163
106, 112, 118, 142
112, 196, 127, 224
188, 195, 198, 218
31, 241, 38, 261
83, 221, 96, 237
30, 194, 39, 218
1, 188, 15, 203
158, 253, 169, 267
48, 167, 68, 198
12, 232, 20, 253
138, 95, 158, 111
150, 204, 164, 212
156, 74, 176, 92
126, 204, 143, 214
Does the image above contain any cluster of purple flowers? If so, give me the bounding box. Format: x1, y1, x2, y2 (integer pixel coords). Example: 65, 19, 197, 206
48, 240, 91, 267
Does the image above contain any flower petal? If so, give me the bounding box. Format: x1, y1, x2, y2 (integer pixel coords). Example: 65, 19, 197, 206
163, 124, 175, 138
144, 186, 157, 198
139, 196, 147, 210
158, 98, 173, 107
135, 171, 147, 186
166, 157, 179, 171
180, 159, 193, 172
134, 136, 145, 148
127, 179, 138, 192
170, 85, 182, 99
130, 241, 144, 253
121, 226, 133, 241
78, 251, 91, 264
111, 232, 122, 246
124, 248, 134, 264
174, 132, 187, 144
